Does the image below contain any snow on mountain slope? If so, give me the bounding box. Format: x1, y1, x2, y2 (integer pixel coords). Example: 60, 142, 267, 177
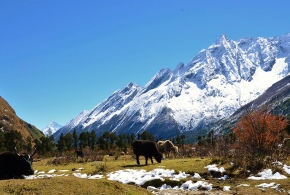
53, 33, 290, 140
42, 122, 62, 136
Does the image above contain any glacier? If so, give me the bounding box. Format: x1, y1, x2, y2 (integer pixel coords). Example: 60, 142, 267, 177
53, 33, 290, 141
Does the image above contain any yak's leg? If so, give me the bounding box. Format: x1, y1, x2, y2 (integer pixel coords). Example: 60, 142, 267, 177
136, 154, 140, 165
145, 156, 148, 165
150, 156, 154, 164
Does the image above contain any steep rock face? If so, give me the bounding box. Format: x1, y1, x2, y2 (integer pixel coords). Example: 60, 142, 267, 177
54, 33, 290, 141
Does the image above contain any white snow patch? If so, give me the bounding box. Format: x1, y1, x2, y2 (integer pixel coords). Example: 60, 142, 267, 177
223, 186, 231, 191
283, 164, 290, 174
192, 173, 201, 179
205, 164, 226, 173
256, 182, 280, 189
248, 169, 287, 180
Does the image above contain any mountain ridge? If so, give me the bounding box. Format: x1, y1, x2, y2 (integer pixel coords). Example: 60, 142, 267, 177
53, 33, 290, 141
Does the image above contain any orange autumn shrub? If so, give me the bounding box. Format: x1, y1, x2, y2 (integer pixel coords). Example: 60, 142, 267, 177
233, 109, 288, 158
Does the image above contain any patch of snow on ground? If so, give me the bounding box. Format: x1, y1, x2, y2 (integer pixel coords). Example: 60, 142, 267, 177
73, 173, 103, 179
218, 175, 229, 180
248, 169, 287, 180
181, 180, 212, 191
283, 164, 290, 174
26, 173, 69, 179
147, 180, 213, 194
107, 168, 189, 185
192, 173, 201, 179
223, 186, 231, 191
48, 169, 56, 173
237, 184, 250, 187
205, 164, 226, 173
256, 182, 280, 189
107, 169, 163, 185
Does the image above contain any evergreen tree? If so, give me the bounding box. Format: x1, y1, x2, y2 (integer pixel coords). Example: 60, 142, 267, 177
97, 136, 105, 149
90, 130, 97, 150
4, 130, 22, 151
140, 130, 154, 141
64, 133, 73, 151
26, 136, 33, 153
72, 129, 78, 149
79, 132, 89, 148
0, 130, 6, 151
130, 133, 135, 145
57, 133, 66, 152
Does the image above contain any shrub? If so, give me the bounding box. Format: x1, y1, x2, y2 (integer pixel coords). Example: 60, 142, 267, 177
233, 109, 288, 171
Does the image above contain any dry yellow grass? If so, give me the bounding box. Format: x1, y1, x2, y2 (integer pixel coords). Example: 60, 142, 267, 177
0, 156, 289, 194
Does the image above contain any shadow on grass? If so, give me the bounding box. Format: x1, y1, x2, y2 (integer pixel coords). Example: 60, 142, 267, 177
122, 163, 159, 168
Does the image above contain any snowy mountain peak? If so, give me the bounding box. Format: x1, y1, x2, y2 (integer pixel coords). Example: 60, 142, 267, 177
42, 122, 62, 136
53, 33, 290, 141
215, 34, 230, 45
175, 62, 185, 71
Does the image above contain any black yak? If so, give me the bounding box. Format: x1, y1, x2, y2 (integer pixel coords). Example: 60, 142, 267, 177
0, 149, 34, 179
132, 140, 162, 165
16, 147, 37, 164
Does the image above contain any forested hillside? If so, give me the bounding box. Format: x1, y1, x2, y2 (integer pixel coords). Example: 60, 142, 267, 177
0, 96, 44, 151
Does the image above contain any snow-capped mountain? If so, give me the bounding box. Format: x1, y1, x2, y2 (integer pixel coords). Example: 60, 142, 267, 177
205, 74, 290, 137
42, 122, 62, 136
53, 33, 290, 141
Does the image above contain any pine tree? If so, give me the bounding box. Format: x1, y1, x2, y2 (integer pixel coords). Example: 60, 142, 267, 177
72, 129, 78, 149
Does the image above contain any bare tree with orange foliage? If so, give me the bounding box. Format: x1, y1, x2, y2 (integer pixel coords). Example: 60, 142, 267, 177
233, 109, 288, 161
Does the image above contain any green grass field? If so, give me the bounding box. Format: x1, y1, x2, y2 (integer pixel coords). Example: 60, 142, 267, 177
0, 156, 289, 194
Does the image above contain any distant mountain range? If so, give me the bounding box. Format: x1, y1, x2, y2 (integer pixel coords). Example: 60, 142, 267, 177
42, 122, 62, 136
53, 33, 290, 141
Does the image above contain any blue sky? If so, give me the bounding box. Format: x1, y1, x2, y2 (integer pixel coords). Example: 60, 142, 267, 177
1, 0, 289, 130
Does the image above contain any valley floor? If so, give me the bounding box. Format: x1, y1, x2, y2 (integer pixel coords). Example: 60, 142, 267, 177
0, 156, 290, 194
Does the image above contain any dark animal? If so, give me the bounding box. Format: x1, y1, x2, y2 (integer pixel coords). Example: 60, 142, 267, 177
132, 140, 162, 165
75, 148, 84, 158
16, 147, 37, 164
0, 149, 34, 179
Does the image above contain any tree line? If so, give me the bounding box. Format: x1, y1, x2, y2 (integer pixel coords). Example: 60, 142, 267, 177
0, 126, 186, 156
0, 123, 210, 157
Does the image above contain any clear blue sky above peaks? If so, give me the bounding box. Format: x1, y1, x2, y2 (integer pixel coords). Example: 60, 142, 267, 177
1, 0, 289, 130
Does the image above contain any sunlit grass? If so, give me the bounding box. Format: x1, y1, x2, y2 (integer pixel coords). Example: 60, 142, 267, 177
0, 156, 289, 194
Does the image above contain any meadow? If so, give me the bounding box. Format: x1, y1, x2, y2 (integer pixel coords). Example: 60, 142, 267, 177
0, 155, 289, 195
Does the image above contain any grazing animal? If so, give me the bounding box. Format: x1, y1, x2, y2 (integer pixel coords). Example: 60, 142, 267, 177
0, 149, 34, 180
157, 140, 178, 158
132, 140, 162, 165
16, 147, 37, 164
173, 145, 179, 157
75, 148, 84, 158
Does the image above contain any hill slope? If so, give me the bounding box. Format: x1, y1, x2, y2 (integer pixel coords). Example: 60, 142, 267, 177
0, 96, 44, 141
